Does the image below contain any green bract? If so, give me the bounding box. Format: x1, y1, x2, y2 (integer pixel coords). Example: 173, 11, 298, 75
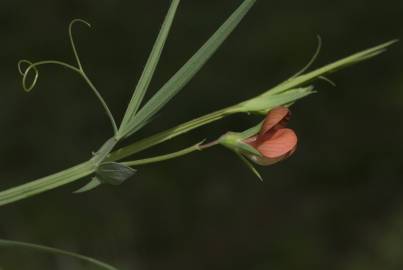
217, 124, 264, 181
219, 132, 261, 157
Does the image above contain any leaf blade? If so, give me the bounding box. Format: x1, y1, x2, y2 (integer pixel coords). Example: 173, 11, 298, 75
119, 0, 181, 137
121, 0, 257, 137
269, 39, 398, 95
236, 152, 263, 181
73, 177, 102, 193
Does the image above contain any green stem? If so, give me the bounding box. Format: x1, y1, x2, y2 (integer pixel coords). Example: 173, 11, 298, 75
108, 105, 239, 161
0, 161, 94, 206
122, 141, 204, 167
0, 105, 238, 206
0, 239, 118, 270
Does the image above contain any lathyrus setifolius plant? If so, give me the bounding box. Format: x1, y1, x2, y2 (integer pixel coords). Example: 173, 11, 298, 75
0, 0, 397, 207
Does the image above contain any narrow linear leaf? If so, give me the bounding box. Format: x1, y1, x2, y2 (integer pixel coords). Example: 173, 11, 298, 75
239, 123, 262, 140
236, 141, 262, 157
121, 0, 257, 137
240, 86, 315, 113
236, 152, 263, 181
108, 108, 232, 162
270, 39, 398, 95
74, 177, 102, 193
119, 0, 181, 136
0, 239, 119, 270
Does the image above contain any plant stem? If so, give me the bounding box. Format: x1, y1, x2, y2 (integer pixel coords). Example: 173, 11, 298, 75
0, 105, 238, 206
0, 239, 118, 270
0, 104, 238, 206
122, 141, 204, 167
0, 161, 94, 206
108, 105, 240, 161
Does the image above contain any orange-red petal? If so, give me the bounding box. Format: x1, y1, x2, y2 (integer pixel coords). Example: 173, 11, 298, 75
256, 128, 297, 158
260, 107, 290, 136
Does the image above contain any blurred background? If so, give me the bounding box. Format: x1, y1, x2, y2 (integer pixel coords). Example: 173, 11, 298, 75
0, 0, 402, 269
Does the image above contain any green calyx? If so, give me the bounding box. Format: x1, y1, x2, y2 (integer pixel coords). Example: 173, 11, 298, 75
218, 132, 261, 157
217, 127, 265, 182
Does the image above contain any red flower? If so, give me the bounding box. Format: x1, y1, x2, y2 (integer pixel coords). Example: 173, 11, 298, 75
244, 107, 297, 165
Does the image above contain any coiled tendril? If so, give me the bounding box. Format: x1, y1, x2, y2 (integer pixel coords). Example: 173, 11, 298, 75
17, 60, 38, 92
16, 19, 118, 134
282, 35, 336, 88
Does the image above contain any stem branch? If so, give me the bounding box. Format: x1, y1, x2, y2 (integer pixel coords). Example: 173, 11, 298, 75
108, 105, 239, 161
122, 141, 204, 167
0, 161, 94, 206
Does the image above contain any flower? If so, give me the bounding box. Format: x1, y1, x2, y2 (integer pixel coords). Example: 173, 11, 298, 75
215, 106, 297, 167
243, 106, 297, 165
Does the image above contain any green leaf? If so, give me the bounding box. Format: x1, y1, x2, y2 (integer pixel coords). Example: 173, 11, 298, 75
121, 0, 257, 137
73, 177, 102, 193
91, 137, 119, 164
236, 152, 263, 181
118, 0, 181, 138
96, 162, 136, 185
235, 141, 261, 157
0, 239, 119, 270
269, 40, 398, 95
218, 132, 262, 156
238, 123, 262, 140
239, 86, 315, 113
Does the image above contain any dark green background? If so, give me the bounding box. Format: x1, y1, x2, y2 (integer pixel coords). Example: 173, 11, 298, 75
0, 0, 402, 269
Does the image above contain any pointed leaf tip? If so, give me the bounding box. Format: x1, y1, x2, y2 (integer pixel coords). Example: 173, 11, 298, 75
237, 152, 263, 182
122, 0, 257, 137
74, 177, 102, 194
119, 0, 181, 137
